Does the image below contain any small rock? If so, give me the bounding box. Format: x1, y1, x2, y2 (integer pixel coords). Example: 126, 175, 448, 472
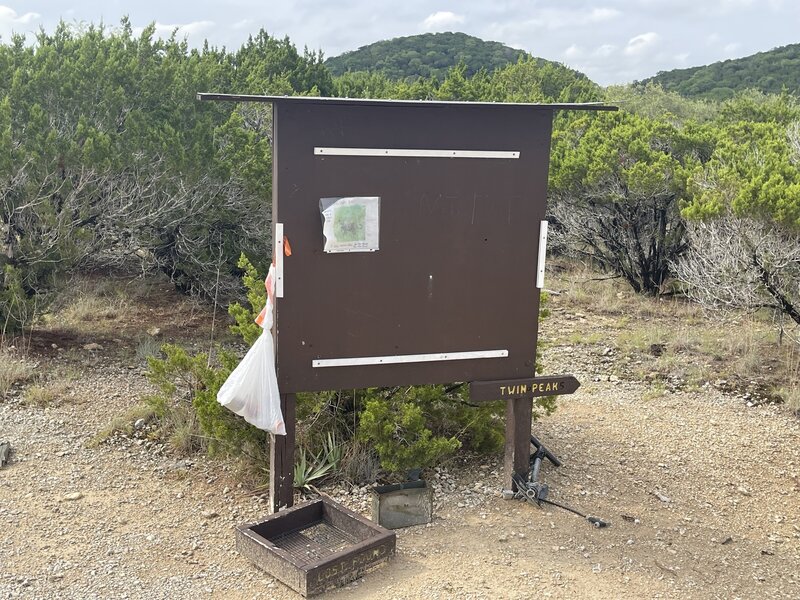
0, 441, 10, 468
83, 343, 103, 351
147, 326, 161, 337
737, 486, 751, 497
63, 492, 84, 501
651, 490, 670, 503
134, 418, 146, 430
720, 536, 733, 545
202, 510, 219, 519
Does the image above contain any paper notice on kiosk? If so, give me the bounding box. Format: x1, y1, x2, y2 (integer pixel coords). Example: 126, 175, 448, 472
320, 196, 380, 253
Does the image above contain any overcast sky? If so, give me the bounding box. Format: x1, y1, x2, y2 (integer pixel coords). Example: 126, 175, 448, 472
2, 1, 799, 85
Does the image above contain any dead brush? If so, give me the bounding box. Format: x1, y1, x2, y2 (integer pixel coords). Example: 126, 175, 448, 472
339, 439, 380, 485
776, 341, 800, 414
550, 261, 798, 402
22, 381, 72, 407
59, 293, 130, 324
0, 351, 35, 398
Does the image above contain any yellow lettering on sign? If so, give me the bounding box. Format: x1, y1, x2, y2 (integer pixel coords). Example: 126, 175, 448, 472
495, 379, 570, 397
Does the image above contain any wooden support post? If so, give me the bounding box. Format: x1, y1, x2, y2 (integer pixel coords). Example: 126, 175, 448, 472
269, 392, 296, 513
504, 397, 532, 491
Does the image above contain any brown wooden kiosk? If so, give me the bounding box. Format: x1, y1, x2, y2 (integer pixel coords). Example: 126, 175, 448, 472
199, 93, 615, 512
198, 94, 615, 594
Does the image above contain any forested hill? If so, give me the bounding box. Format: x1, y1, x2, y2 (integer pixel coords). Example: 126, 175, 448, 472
325, 32, 531, 79
639, 43, 800, 100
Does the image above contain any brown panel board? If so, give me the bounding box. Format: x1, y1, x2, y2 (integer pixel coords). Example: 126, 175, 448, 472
273, 99, 554, 392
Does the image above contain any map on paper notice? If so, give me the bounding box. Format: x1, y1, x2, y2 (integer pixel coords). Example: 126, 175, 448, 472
319, 196, 381, 253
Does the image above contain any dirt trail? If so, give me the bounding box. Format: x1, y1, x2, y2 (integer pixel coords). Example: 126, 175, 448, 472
1, 306, 799, 599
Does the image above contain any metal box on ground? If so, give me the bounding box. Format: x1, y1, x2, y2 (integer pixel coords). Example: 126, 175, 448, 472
236, 497, 395, 597
371, 480, 433, 529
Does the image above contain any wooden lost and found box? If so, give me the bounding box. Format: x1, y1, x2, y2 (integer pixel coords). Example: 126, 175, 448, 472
236, 497, 396, 597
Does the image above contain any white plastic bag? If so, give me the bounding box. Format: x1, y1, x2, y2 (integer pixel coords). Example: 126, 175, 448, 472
217, 267, 285, 434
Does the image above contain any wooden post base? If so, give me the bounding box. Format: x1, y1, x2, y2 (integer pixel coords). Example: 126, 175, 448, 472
504, 397, 532, 491
269, 393, 296, 513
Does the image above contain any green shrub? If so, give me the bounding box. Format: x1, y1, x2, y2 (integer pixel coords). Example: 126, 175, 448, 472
145, 343, 267, 456
228, 253, 267, 347
358, 387, 462, 474
1, 265, 41, 336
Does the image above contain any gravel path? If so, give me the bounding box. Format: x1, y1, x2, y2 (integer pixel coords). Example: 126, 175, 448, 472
1, 318, 799, 599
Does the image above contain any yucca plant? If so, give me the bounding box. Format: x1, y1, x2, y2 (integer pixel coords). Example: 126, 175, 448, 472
293, 432, 343, 490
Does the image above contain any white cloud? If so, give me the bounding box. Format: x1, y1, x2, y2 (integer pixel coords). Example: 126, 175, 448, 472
564, 44, 583, 59
232, 19, 253, 30
588, 8, 621, 22
594, 44, 617, 57
719, 0, 756, 10
133, 20, 215, 39
723, 42, 741, 54
532, 7, 620, 30
172, 20, 215, 36
421, 11, 465, 30
624, 32, 660, 56
674, 51, 690, 62
0, 5, 41, 36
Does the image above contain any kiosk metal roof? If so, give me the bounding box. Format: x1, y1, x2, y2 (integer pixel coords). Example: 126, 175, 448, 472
197, 93, 618, 112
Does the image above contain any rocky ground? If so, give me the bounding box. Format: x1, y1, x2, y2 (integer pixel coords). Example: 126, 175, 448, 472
1, 280, 799, 599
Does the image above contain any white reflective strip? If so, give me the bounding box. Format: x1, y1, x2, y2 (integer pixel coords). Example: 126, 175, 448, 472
314, 147, 519, 159
536, 220, 548, 290
312, 349, 508, 368
275, 223, 284, 298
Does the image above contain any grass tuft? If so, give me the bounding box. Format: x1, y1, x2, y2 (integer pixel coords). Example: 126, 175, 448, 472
135, 336, 162, 361
0, 351, 35, 398
23, 381, 71, 407
59, 294, 129, 324
90, 403, 158, 446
